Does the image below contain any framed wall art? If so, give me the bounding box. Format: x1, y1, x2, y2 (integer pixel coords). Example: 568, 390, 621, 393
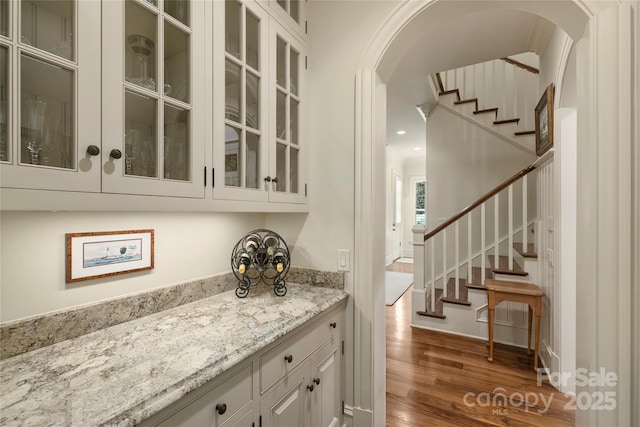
66, 229, 154, 283
535, 83, 554, 156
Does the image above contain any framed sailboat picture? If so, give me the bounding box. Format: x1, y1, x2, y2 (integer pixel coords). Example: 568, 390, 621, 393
66, 230, 154, 283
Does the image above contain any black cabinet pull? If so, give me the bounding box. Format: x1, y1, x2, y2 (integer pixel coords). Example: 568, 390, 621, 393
313, 377, 321, 385
307, 384, 314, 392
109, 149, 122, 159
330, 322, 337, 328
284, 354, 293, 363
264, 176, 271, 183
272, 177, 279, 183
215, 403, 227, 415
86, 145, 100, 156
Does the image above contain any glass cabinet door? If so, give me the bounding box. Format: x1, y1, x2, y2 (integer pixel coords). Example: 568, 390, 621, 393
213, 0, 269, 202
0, 0, 102, 192
268, 0, 305, 40
269, 20, 305, 203
102, 0, 204, 198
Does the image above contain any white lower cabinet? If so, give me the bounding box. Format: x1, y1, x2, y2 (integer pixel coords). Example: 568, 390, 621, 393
140, 303, 345, 427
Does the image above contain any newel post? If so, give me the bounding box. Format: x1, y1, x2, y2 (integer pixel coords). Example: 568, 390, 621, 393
412, 226, 426, 292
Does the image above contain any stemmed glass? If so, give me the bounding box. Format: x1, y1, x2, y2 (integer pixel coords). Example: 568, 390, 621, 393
21, 99, 47, 165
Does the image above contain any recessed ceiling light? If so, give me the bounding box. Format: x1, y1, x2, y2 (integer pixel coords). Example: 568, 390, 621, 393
396, 130, 406, 135
414, 147, 422, 151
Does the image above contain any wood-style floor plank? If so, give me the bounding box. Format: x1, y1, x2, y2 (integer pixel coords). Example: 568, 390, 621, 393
385, 262, 575, 426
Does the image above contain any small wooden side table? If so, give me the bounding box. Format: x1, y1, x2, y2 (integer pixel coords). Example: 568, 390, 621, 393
485, 279, 544, 370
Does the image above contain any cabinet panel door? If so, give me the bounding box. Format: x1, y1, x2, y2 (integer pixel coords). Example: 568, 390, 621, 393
0, 0, 101, 192
310, 341, 342, 427
212, 0, 269, 202
101, 0, 205, 198
260, 361, 310, 427
267, 20, 305, 204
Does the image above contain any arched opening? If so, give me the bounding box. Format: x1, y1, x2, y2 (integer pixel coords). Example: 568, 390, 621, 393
352, 1, 635, 425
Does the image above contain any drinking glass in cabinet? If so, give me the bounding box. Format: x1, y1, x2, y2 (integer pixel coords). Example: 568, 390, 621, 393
125, 91, 157, 178
164, 0, 189, 26
164, 104, 189, 181
164, 22, 189, 103
225, 0, 241, 59
21, 0, 74, 61
125, 1, 157, 91
21, 54, 74, 169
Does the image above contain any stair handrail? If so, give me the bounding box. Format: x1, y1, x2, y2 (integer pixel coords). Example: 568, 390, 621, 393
424, 164, 537, 241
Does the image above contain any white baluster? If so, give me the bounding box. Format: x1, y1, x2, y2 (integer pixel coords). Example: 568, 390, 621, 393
455, 221, 459, 300
494, 194, 500, 268
481, 203, 486, 284
508, 184, 514, 270
467, 215, 472, 285
523, 174, 528, 248
430, 238, 435, 312
442, 228, 447, 298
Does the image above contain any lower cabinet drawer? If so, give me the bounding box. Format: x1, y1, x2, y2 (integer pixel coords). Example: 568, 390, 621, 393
154, 362, 253, 427
259, 307, 343, 394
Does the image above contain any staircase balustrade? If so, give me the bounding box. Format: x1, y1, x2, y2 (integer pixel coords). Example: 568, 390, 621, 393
414, 165, 538, 313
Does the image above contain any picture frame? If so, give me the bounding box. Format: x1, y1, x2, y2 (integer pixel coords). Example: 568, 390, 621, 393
535, 83, 554, 156
66, 230, 154, 283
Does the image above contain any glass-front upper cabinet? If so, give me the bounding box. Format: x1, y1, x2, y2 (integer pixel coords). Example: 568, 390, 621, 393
0, 0, 102, 192
269, 19, 305, 203
266, 0, 305, 40
213, 0, 269, 202
101, 0, 205, 198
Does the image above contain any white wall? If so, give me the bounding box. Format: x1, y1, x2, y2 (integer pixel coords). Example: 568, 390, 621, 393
0, 211, 264, 322
425, 105, 536, 232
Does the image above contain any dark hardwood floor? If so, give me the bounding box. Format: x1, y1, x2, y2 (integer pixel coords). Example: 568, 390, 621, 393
385, 260, 575, 426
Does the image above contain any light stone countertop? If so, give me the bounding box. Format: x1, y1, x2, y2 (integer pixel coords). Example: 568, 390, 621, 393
0, 284, 349, 426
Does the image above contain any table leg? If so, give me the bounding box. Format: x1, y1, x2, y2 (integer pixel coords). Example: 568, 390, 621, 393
487, 307, 495, 362
534, 312, 541, 371
527, 306, 533, 355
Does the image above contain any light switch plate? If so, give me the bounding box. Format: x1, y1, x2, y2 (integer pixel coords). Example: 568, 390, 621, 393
337, 249, 350, 272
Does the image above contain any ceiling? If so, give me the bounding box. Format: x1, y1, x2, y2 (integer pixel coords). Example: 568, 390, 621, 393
385, 7, 554, 161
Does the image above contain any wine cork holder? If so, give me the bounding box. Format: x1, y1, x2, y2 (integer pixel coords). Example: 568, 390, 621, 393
231, 229, 290, 298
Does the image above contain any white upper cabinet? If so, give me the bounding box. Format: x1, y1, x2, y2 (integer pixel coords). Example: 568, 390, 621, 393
102, 0, 206, 198
0, 0, 306, 210
264, 0, 306, 41
213, 0, 306, 204
0, 0, 102, 192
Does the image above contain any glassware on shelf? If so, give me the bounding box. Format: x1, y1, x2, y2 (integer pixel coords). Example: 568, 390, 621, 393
21, 99, 47, 165
124, 128, 140, 175
126, 35, 156, 91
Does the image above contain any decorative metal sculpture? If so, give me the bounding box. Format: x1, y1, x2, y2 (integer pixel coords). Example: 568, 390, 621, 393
231, 229, 290, 298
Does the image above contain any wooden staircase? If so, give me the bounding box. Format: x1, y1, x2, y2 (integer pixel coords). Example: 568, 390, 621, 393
416, 243, 537, 319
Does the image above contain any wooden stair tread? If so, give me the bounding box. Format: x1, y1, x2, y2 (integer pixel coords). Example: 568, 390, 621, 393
454, 98, 478, 105
417, 289, 446, 319
473, 107, 498, 116
466, 267, 494, 290
494, 118, 520, 125
513, 243, 537, 258
488, 255, 528, 276
514, 130, 535, 136
441, 278, 472, 306
485, 279, 543, 296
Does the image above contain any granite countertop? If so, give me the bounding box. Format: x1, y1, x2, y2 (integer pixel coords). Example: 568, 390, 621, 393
0, 284, 349, 426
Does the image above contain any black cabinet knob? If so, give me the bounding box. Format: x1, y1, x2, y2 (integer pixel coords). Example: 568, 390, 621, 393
307, 384, 314, 392
272, 177, 279, 183
86, 145, 100, 156
264, 176, 271, 182
284, 354, 293, 363
329, 322, 337, 329
109, 149, 122, 159
313, 377, 321, 385
216, 403, 227, 415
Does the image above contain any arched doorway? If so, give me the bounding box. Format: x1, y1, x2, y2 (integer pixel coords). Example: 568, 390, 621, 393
351, 1, 636, 426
